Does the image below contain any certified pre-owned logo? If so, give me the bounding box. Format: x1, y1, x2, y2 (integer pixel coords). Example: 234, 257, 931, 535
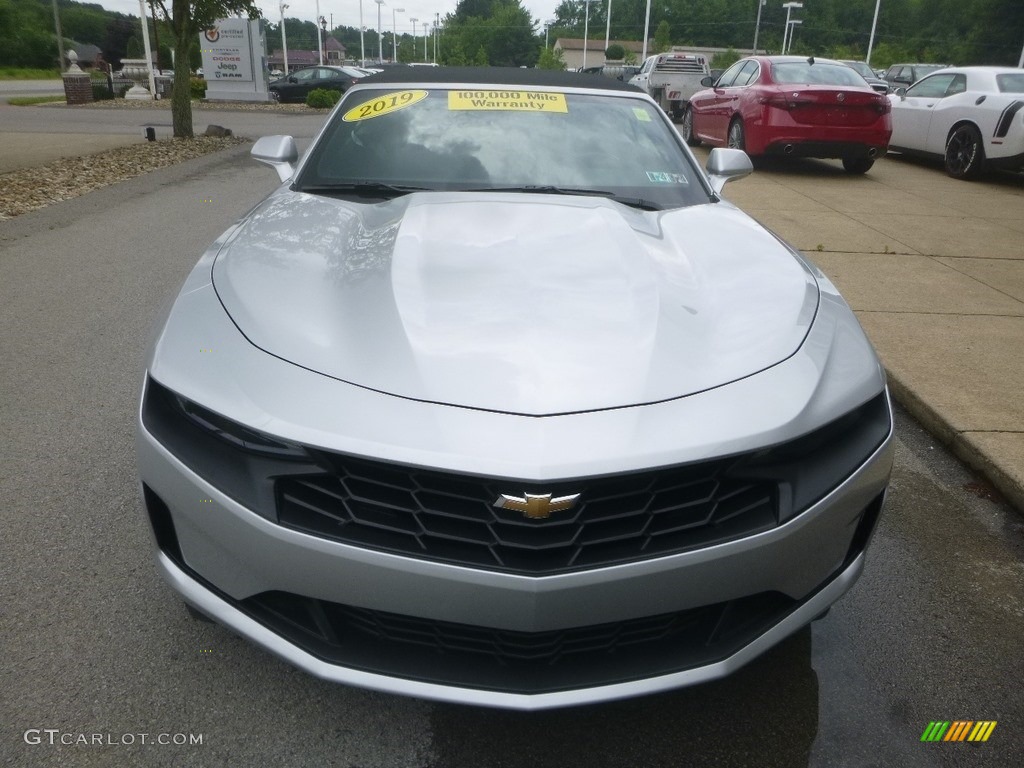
494, 492, 580, 519
204, 27, 220, 43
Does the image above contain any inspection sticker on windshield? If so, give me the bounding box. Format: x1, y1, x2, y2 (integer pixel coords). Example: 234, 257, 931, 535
342, 90, 428, 122
646, 171, 689, 184
632, 107, 652, 122
448, 90, 568, 113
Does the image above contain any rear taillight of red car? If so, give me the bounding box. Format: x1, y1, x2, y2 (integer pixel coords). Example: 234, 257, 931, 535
760, 93, 802, 110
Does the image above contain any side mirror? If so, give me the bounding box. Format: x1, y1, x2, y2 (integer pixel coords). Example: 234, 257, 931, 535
700, 75, 714, 87
895, 87, 907, 100
288, 76, 298, 83
705, 148, 753, 195
251, 135, 299, 182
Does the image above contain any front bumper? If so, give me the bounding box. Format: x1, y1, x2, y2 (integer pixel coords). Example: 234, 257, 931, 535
138, 406, 893, 708
155, 546, 868, 710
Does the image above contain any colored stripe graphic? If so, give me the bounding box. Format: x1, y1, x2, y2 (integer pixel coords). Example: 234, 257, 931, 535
970, 722, 997, 742
944, 721, 972, 741
921, 721, 996, 742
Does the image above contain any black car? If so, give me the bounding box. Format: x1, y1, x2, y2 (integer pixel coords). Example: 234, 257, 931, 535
269, 65, 367, 103
882, 63, 951, 92
839, 60, 889, 94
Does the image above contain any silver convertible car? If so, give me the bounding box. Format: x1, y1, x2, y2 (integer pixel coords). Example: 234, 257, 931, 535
137, 69, 894, 709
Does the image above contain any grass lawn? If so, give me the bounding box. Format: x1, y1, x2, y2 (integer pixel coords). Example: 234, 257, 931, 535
7, 96, 66, 106
0, 67, 62, 80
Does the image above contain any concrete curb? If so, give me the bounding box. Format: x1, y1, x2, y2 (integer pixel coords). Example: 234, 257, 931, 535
885, 371, 1024, 513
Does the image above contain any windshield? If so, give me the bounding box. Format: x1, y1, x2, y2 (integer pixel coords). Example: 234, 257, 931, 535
771, 62, 867, 86
996, 73, 1024, 93
843, 61, 875, 79
295, 87, 710, 210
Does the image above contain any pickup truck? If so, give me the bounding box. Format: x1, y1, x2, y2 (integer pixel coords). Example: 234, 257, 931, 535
629, 52, 711, 121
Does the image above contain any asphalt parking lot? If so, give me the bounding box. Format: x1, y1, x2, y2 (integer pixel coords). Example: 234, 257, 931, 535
1, 104, 1022, 767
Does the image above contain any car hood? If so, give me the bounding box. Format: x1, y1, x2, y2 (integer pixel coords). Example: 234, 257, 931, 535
212, 191, 818, 415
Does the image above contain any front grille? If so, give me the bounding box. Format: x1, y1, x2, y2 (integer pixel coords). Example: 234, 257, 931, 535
277, 455, 777, 575
242, 590, 796, 694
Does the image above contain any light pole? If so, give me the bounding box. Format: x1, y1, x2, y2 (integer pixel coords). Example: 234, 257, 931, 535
752, 0, 765, 55
423, 24, 429, 61
781, 2, 802, 55
434, 12, 440, 63
136, 0, 156, 97
359, 0, 365, 66
605, 0, 612, 52
786, 19, 803, 54
315, 0, 323, 64
50, 0, 66, 71
409, 17, 418, 62
582, 0, 593, 70
866, 0, 881, 65
375, 0, 385, 63
641, 0, 652, 61
319, 15, 328, 63
279, 3, 289, 75
393, 7, 404, 62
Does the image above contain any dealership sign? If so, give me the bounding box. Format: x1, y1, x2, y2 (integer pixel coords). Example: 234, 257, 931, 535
199, 20, 255, 81
198, 19, 270, 102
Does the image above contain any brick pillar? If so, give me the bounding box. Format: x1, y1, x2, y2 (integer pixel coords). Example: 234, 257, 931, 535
62, 50, 94, 106
63, 73, 93, 105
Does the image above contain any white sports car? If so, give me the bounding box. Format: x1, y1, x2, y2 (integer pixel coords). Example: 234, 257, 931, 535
888, 66, 1024, 179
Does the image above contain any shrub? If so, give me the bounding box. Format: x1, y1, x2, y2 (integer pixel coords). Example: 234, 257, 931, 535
605, 44, 626, 61
190, 76, 207, 99
306, 88, 341, 109
91, 83, 114, 100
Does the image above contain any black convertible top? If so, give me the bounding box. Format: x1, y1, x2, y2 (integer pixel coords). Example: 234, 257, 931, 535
358, 66, 643, 93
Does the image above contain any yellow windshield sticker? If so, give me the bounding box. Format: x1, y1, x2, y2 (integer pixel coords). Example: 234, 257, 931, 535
342, 90, 428, 122
633, 107, 652, 122
448, 90, 568, 113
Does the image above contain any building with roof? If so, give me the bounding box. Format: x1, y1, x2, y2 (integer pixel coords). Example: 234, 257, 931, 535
553, 38, 649, 71
267, 36, 348, 70
554, 40, 762, 71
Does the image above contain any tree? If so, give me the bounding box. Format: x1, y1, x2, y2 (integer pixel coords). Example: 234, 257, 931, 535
537, 45, 566, 70
152, 0, 260, 139
473, 45, 489, 66
710, 47, 740, 70
440, 0, 538, 68
653, 20, 670, 53
605, 43, 625, 60
442, 39, 469, 65
126, 34, 143, 59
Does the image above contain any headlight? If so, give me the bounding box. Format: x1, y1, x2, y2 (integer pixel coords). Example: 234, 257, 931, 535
142, 377, 319, 519
731, 392, 891, 521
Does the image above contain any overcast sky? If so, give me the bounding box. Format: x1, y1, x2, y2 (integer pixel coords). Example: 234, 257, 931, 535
92, 1, 565, 41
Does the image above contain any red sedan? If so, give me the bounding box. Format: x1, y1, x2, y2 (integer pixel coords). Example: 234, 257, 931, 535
683, 56, 893, 173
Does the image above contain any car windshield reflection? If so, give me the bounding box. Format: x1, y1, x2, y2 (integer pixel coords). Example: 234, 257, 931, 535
295, 88, 710, 210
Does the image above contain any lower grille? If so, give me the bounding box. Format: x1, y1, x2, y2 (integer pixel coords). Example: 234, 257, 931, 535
276, 455, 777, 575
242, 590, 797, 694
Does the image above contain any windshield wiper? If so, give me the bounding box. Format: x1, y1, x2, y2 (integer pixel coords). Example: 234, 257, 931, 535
463, 185, 662, 211
299, 182, 432, 199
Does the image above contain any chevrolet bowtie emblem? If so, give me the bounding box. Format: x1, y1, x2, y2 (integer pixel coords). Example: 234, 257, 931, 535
494, 492, 580, 520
